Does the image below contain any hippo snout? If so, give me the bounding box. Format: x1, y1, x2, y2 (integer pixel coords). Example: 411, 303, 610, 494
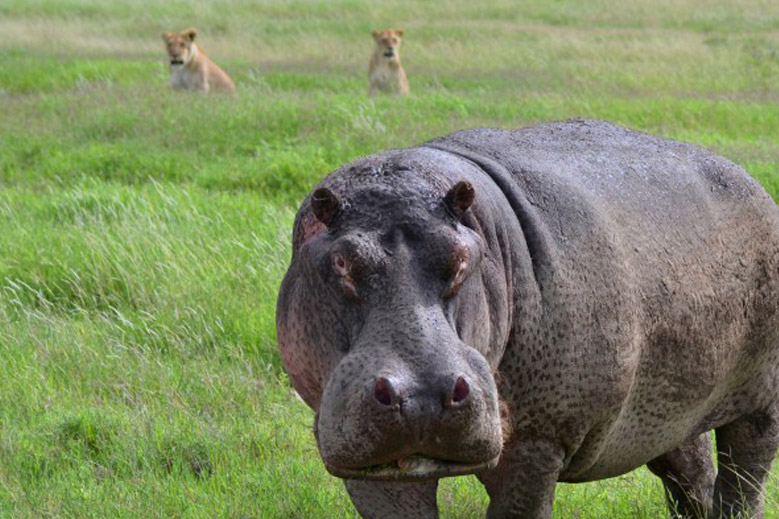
315, 349, 503, 481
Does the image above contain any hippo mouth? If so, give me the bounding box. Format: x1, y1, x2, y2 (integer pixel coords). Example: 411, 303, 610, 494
325, 454, 500, 482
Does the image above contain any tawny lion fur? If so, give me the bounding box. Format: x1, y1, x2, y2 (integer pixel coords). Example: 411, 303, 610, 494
162, 28, 236, 94
368, 29, 409, 96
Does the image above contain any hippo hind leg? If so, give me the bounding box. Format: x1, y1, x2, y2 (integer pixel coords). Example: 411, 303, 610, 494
713, 408, 779, 519
647, 432, 716, 518
344, 479, 439, 519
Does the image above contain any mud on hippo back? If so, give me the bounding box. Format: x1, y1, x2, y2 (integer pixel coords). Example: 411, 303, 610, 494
276, 119, 779, 519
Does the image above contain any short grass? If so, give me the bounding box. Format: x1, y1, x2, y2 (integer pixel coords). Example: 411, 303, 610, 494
0, 0, 778, 517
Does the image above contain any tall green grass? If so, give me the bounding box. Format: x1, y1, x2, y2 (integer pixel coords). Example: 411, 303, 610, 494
0, 0, 777, 517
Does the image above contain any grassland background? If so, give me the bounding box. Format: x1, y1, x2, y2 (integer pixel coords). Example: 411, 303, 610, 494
0, 0, 778, 517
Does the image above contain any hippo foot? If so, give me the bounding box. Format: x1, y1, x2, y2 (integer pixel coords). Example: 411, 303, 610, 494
344, 479, 439, 519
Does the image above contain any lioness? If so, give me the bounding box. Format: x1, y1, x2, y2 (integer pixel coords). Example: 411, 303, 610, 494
368, 29, 409, 96
161, 28, 236, 94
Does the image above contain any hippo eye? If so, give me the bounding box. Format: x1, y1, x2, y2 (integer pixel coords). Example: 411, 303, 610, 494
444, 258, 468, 298
332, 252, 359, 298
333, 253, 348, 275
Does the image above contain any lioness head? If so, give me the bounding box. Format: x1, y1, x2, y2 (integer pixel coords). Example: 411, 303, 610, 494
162, 28, 198, 66
372, 29, 404, 62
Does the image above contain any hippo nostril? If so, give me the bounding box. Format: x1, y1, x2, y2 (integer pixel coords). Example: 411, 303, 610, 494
451, 376, 470, 404
374, 377, 396, 406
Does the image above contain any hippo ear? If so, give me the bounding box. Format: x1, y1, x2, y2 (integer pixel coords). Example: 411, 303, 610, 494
311, 187, 340, 226
445, 181, 475, 221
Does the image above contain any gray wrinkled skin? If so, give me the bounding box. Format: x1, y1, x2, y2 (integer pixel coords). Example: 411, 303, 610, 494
277, 119, 779, 518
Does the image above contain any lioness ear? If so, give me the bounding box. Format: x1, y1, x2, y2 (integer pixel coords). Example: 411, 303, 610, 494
311, 187, 340, 226
445, 181, 475, 221
396, 29, 404, 38
371, 30, 380, 40
162, 32, 172, 42
185, 28, 197, 41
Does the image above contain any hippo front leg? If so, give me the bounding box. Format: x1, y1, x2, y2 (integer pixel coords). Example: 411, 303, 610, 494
479, 438, 565, 519
344, 479, 439, 519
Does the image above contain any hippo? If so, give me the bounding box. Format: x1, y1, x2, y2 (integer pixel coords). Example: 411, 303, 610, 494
276, 119, 779, 518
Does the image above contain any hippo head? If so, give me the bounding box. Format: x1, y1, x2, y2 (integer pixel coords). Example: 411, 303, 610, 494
277, 153, 505, 481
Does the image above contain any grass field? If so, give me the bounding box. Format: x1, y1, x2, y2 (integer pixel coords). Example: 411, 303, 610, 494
1, 0, 778, 517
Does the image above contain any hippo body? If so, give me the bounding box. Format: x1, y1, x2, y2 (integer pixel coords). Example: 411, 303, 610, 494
277, 119, 779, 518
